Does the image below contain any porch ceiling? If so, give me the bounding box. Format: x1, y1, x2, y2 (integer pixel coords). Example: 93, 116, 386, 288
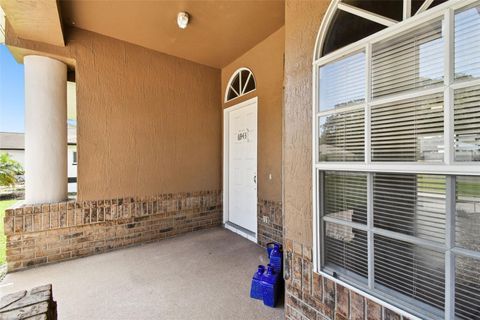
59, 0, 285, 69
0, 0, 64, 47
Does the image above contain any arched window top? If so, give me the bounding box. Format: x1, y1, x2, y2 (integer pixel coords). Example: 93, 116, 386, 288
314, 0, 447, 60
225, 68, 256, 102
313, 1, 480, 318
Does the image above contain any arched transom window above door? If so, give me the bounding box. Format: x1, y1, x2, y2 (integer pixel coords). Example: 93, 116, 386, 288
225, 68, 256, 102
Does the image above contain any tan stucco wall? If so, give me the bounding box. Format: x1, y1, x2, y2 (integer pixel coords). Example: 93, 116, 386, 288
6, 26, 221, 201
221, 26, 285, 202
284, 1, 330, 245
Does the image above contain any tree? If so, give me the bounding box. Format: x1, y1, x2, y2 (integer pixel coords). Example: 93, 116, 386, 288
0, 153, 24, 186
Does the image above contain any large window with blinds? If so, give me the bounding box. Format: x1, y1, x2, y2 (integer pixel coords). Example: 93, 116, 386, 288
314, 1, 480, 319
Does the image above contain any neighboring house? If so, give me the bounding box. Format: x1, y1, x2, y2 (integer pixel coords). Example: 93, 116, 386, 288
67, 124, 77, 194
0, 132, 24, 166
0, 130, 77, 194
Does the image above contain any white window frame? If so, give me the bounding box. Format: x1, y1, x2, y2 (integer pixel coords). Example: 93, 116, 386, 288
312, 1, 480, 319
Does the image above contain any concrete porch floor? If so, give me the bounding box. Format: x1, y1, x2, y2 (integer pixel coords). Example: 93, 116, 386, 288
0, 228, 284, 320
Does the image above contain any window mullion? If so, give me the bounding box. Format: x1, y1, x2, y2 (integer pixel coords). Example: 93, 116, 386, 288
444, 87, 454, 165
365, 43, 372, 165
367, 172, 374, 289
444, 8, 455, 165
403, 0, 412, 20
444, 8, 455, 316
445, 175, 456, 320
319, 171, 325, 269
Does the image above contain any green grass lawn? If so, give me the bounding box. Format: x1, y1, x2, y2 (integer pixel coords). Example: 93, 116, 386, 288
418, 175, 480, 195
0, 199, 17, 265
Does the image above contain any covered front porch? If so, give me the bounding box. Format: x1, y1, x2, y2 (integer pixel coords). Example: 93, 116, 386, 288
4, 0, 480, 319
1, 228, 283, 319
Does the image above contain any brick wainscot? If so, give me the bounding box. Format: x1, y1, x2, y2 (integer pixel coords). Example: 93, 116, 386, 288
257, 199, 283, 247
284, 239, 414, 320
4, 191, 222, 272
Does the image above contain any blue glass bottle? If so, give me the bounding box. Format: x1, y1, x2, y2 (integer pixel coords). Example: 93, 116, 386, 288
269, 243, 283, 274
261, 264, 279, 307
266, 242, 275, 258
250, 265, 265, 300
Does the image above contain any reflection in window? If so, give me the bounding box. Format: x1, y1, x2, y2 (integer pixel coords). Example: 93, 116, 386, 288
455, 176, 480, 251
325, 222, 368, 280
454, 85, 480, 161
455, 255, 480, 319
324, 171, 367, 224
372, 19, 444, 98
371, 93, 444, 162
373, 173, 446, 242
319, 52, 365, 111
322, 171, 368, 281
455, 4, 480, 80
319, 109, 365, 161
374, 235, 445, 311
323, 172, 368, 279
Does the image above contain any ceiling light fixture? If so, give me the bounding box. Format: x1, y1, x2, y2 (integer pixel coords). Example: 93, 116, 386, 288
177, 12, 190, 29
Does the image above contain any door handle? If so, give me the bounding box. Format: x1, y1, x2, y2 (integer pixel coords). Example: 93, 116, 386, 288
254, 175, 257, 184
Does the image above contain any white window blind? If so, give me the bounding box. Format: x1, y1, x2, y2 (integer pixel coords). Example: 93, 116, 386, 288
324, 222, 369, 280
373, 173, 446, 242
455, 5, 480, 80
319, 109, 365, 161
455, 176, 480, 251
371, 94, 444, 162
374, 235, 446, 310
455, 255, 480, 319
319, 51, 365, 111
454, 85, 480, 161
315, 2, 480, 319
324, 171, 367, 224
372, 20, 444, 98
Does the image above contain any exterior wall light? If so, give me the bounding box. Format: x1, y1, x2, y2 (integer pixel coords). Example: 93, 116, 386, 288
177, 12, 190, 29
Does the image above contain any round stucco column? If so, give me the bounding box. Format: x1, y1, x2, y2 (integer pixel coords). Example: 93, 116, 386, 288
24, 55, 67, 204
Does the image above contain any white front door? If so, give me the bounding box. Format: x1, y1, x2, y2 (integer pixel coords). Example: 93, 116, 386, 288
224, 98, 258, 236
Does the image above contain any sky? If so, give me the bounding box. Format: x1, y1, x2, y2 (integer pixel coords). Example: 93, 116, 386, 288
0, 44, 24, 133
